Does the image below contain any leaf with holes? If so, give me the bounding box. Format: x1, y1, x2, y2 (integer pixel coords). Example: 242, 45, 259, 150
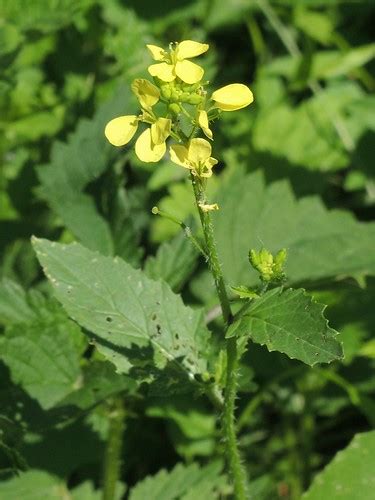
32, 238, 210, 382
227, 288, 343, 366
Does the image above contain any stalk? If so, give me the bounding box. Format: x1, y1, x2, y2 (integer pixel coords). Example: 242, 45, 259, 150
102, 396, 126, 500
190, 173, 247, 499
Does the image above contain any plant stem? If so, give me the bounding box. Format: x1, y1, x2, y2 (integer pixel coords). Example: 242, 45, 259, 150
190, 173, 247, 499
224, 337, 248, 499
102, 396, 126, 500
190, 174, 232, 324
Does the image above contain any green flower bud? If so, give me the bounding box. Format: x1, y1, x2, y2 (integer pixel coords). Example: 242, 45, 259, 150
168, 103, 181, 114
179, 91, 190, 102
170, 90, 180, 102
160, 85, 172, 100
187, 93, 203, 105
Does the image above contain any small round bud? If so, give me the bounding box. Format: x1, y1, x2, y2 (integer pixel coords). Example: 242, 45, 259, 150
151, 206, 159, 215
187, 94, 203, 105
170, 90, 180, 102
160, 85, 171, 100
168, 103, 181, 114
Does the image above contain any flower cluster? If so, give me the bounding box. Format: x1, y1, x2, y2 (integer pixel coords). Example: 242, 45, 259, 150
105, 40, 254, 179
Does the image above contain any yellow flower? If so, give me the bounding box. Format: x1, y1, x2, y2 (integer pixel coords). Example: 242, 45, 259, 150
198, 110, 213, 140
131, 78, 160, 109
105, 115, 171, 163
211, 83, 254, 111
169, 138, 218, 178
147, 40, 209, 85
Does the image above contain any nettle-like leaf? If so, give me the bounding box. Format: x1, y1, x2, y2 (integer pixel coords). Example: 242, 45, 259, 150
215, 170, 375, 287
303, 430, 375, 499
227, 288, 343, 366
32, 238, 210, 382
36, 88, 131, 255
128, 462, 226, 500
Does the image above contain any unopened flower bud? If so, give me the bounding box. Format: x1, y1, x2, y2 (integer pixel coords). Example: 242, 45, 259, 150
187, 94, 203, 105
168, 103, 181, 114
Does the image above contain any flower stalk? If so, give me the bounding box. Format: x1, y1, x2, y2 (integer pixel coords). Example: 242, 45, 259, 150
190, 173, 248, 499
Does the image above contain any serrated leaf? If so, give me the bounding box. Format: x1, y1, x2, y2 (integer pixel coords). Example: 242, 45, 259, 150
32, 238, 210, 381
215, 170, 375, 287
128, 462, 226, 500
227, 288, 343, 366
144, 230, 199, 292
0, 301, 84, 409
303, 430, 375, 499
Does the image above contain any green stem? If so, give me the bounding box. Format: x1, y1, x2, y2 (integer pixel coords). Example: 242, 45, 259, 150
190, 173, 247, 499
102, 396, 126, 500
224, 337, 248, 500
190, 174, 232, 324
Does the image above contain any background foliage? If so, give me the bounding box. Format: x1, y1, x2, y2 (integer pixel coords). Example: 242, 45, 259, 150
0, 0, 374, 498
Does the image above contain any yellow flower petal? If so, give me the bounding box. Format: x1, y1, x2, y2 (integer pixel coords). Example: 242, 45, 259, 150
146, 44, 166, 61
151, 117, 171, 145
198, 110, 213, 140
131, 79, 160, 108
177, 40, 209, 60
211, 83, 254, 111
148, 62, 175, 82
169, 144, 191, 169
188, 138, 211, 165
175, 60, 204, 84
206, 157, 218, 169
135, 128, 166, 163
104, 115, 138, 147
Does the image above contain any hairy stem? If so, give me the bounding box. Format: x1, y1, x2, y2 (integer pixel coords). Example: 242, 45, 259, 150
190, 173, 247, 499
190, 174, 232, 324
102, 396, 126, 500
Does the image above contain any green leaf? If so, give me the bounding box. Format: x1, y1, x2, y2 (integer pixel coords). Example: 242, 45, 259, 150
0, 279, 36, 325
32, 238, 210, 381
0, 470, 66, 499
128, 462, 226, 500
264, 45, 375, 82
0, 301, 84, 409
227, 288, 343, 366
36, 88, 131, 255
215, 170, 375, 287
303, 430, 375, 499
144, 230, 199, 292
0, 0, 92, 33
253, 81, 364, 171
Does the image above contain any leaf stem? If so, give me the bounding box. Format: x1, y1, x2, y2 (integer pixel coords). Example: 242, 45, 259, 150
190, 173, 247, 499
102, 396, 126, 500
